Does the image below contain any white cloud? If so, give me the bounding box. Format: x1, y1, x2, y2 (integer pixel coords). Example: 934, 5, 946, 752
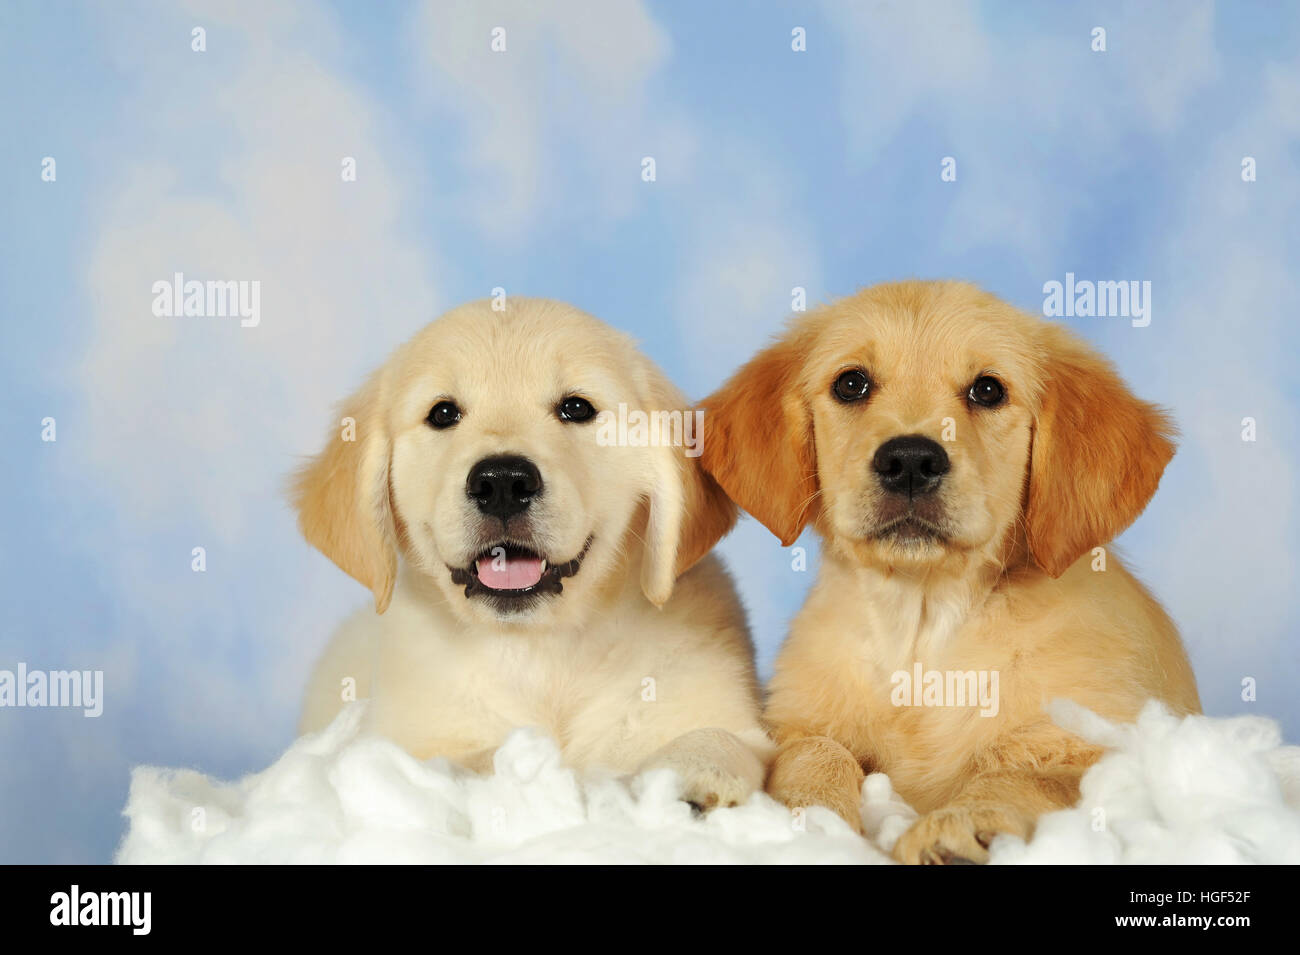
663, 146, 827, 669
820, 0, 1222, 264
669, 145, 825, 398
674, 220, 823, 397
826, 0, 1220, 151
72, 1, 440, 738
1134, 60, 1300, 680
410, 0, 687, 237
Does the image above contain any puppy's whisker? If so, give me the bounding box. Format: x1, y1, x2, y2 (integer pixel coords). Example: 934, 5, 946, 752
789, 487, 824, 529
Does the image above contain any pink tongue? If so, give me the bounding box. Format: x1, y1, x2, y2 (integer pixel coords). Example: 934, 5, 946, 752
476, 554, 544, 591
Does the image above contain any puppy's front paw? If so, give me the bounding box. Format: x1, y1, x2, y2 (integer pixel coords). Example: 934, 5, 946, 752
676, 763, 759, 812
892, 803, 1031, 865
766, 736, 866, 834
639, 728, 765, 812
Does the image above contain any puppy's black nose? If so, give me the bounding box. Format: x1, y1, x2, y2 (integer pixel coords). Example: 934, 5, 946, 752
466, 455, 542, 519
873, 435, 949, 497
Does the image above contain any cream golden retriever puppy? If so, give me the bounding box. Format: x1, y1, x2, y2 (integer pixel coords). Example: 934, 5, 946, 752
295, 298, 769, 809
700, 280, 1200, 863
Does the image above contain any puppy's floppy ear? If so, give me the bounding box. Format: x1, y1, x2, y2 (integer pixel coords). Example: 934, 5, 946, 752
699, 333, 818, 546
1026, 327, 1176, 578
292, 370, 398, 612
637, 364, 738, 607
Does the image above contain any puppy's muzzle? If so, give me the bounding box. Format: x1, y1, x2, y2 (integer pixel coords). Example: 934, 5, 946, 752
466, 454, 542, 520
873, 435, 949, 498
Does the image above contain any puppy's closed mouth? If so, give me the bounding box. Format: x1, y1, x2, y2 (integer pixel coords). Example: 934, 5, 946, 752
449, 535, 594, 606
872, 513, 948, 543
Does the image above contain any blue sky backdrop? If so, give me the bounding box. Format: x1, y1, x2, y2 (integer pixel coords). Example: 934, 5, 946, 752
1, 0, 1297, 862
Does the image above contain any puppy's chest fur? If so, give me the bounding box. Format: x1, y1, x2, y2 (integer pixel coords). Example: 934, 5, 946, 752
315, 560, 762, 774
769, 563, 1037, 808
768, 553, 1194, 811
366, 604, 648, 763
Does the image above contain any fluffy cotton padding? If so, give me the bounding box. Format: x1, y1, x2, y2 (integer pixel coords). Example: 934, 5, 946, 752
116, 701, 1300, 864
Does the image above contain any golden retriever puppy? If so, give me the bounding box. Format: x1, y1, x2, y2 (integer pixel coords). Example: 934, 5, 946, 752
700, 280, 1200, 862
295, 298, 769, 809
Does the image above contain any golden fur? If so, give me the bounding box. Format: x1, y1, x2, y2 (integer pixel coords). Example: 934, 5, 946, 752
295, 298, 769, 807
701, 280, 1199, 863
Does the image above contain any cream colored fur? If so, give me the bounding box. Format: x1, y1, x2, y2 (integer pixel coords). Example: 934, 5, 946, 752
296, 298, 769, 808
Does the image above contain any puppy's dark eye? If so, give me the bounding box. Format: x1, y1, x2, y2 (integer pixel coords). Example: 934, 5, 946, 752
427, 400, 462, 429
833, 369, 871, 403
557, 396, 596, 423
968, 376, 1006, 408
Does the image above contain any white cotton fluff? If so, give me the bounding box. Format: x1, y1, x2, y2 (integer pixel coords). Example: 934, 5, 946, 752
116, 704, 885, 864
986, 701, 1300, 865
116, 701, 1300, 864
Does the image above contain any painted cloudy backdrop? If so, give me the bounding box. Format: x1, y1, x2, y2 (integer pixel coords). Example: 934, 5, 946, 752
1, 1, 1297, 861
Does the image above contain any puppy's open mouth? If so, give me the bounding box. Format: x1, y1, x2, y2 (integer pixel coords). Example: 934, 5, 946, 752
449, 535, 594, 606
